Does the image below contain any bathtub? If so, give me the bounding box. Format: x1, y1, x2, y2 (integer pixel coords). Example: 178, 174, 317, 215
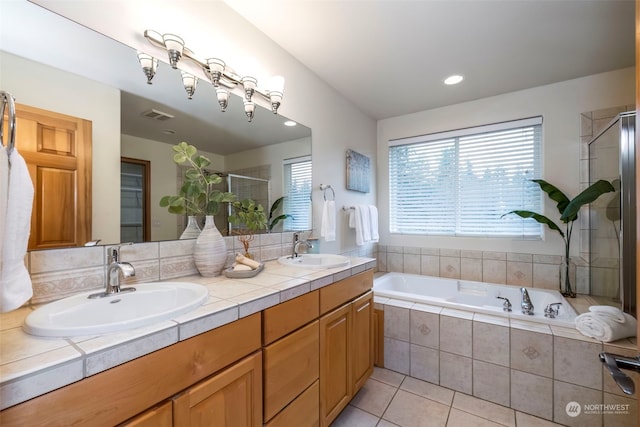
373, 272, 577, 327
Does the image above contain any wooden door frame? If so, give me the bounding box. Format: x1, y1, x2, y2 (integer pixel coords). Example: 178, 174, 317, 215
121, 157, 151, 242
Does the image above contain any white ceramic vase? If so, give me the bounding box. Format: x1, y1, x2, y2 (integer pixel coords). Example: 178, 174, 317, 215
179, 215, 201, 239
194, 216, 227, 276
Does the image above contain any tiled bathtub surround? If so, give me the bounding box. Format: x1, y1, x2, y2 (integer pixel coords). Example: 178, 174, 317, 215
377, 295, 637, 427
25, 232, 376, 305
376, 245, 589, 293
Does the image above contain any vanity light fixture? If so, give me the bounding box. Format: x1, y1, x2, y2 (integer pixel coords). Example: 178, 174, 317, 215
216, 88, 230, 112
141, 30, 285, 122
444, 74, 464, 85
206, 58, 225, 87
268, 75, 285, 114
137, 52, 158, 84
162, 34, 185, 69
181, 71, 198, 99
244, 100, 255, 122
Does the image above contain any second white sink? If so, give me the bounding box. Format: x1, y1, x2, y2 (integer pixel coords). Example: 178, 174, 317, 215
278, 253, 350, 269
23, 282, 208, 338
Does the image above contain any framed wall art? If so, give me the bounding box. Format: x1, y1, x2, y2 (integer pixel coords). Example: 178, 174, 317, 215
346, 149, 370, 193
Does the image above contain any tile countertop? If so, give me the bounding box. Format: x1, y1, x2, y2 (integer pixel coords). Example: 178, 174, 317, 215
0, 257, 377, 410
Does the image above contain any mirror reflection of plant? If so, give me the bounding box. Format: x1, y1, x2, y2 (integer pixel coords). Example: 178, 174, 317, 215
229, 199, 268, 258
160, 142, 236, 216
503, 179, 615, 297
268, 196, 293, 232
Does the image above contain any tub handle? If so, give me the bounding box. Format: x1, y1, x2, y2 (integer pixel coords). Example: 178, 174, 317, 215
544, 302, 562, 318
496, 296, 512, 312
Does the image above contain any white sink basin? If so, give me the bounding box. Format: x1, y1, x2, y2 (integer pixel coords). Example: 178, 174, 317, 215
278, 254, 350, 269
23, 282, 208, 338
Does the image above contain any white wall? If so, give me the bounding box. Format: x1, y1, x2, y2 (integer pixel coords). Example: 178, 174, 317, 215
377, 67, 635, 257
0, 51, 121, 244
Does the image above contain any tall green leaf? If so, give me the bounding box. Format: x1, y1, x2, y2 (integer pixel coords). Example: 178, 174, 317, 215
532, 179, 570, 217
560, 179, 615, 222
502, 210, 565, 238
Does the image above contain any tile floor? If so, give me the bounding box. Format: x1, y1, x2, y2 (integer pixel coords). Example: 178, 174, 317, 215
331, 367, 567, 427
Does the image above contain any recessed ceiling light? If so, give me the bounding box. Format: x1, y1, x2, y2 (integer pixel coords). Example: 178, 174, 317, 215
284, 120, 297, 127
444, 75, 464, 85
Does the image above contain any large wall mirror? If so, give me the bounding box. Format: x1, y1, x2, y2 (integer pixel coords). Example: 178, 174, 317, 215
1, 1, 312, 247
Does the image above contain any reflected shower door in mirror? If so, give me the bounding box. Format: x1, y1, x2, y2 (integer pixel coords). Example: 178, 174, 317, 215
588, 111, 636, 315
1, 1, 312, 247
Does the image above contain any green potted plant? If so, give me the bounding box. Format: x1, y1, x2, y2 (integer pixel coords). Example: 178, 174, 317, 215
503, 179, 614, 297
159, 142, 236, 277
267, 196, 293, 232
229, 198, 268, 259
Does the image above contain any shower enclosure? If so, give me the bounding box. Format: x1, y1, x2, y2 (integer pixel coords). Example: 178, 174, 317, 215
588, 111, 636, 315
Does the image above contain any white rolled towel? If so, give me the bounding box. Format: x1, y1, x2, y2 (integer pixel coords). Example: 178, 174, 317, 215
575, 306, 637, 342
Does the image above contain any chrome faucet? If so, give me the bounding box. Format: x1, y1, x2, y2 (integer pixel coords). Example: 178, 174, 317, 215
544, 302, 562, 318
89, 243, 136, 299
496, 296, 512, 312
290, 232, 313, 258
520, 287, 534, 315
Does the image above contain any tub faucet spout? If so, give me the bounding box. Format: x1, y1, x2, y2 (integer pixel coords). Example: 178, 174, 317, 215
520, 287, 534, 315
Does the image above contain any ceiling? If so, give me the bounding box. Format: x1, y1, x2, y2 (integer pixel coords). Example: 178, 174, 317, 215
8, 0, 636, 131
225, 0, 635, 120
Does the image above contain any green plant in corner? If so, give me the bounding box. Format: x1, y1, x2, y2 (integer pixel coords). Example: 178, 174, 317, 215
503, 179, 615, 297
159, 142, 236, 217
267, 196, 293, 232
229, 198, 268, 258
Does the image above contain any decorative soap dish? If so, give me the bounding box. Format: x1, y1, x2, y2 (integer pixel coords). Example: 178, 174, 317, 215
223, 262, 264, 279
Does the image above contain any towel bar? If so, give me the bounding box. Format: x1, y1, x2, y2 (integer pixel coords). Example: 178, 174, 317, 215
319, 184, 335, 201
0, 91, 17, 155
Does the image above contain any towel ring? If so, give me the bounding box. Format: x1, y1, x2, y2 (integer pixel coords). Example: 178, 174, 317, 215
320, 184, 335, 201
0, 91, 17, 155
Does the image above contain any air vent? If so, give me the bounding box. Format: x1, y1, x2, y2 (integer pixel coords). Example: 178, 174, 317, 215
141, 109, 175, 121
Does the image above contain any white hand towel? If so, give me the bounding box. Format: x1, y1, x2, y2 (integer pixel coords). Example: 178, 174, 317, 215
354, 205, 366, 246
368, 205, 379, 242
575, 306, 637, 342
320, 200, 336, 242
0, 147, 8, 274
360, 204, 372, 242
348, 209, 356, 229
0, 149, 34, 312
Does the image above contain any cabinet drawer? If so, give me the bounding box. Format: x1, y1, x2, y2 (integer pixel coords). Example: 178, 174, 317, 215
119, 401, 172, 427
264, 380, 319, 427
320, 270, 373, 315
263, 320, 319, 422
263, 290, 319, 345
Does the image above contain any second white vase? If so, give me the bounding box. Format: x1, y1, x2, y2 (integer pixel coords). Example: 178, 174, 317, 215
180, 215, 201, 239
194, 216, 227, 277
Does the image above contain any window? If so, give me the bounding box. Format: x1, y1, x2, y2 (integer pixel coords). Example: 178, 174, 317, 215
283, 156, 312, 231
389, 117, 542, 237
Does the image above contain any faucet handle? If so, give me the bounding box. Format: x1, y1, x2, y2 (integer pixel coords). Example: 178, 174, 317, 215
109, 242, 133, 263
496, 296, 512, 312
544, 302, 562, 318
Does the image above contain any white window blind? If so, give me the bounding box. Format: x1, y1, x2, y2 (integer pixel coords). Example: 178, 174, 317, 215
283, 156, 312, 231
389, 117, 543, 237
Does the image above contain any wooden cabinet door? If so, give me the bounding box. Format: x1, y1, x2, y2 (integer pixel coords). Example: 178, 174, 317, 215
9, 103, 92, 249
119, 401, 172, 427
173, 351, 262, 427
319, 303, 351, 427
351, 291, 374, 394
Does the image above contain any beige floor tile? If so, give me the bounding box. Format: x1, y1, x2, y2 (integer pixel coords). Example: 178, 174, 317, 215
350, 378, 398, 417
371, 366, 406, 388
330, 405, 379, 427
383, 389, 450, 427
446, 408, 505, 427
515, 412, 566, 427
377, 420, 401, 427
452, 392, 515, 427
399, 376, 455, 406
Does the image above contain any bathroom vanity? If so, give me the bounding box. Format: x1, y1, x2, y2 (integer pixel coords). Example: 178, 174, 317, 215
0, 262, 375, 427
